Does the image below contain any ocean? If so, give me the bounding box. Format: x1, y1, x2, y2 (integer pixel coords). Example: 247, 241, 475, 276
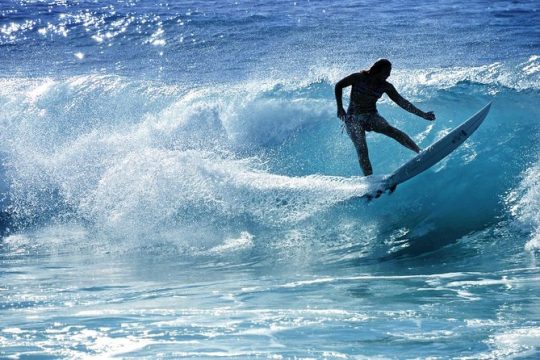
1, 0, 539, 358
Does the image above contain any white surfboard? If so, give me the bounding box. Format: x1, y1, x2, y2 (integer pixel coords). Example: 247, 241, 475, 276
366, 102, 492, 199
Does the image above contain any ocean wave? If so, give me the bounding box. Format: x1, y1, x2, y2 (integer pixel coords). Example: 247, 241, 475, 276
0, 64, 539, 250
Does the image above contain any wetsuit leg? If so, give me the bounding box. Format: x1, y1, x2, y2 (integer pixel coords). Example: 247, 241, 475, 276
371, 114, 421, 153
345, 120, 373, 176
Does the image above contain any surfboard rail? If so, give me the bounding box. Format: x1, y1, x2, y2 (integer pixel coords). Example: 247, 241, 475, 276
364, 102, 492, 200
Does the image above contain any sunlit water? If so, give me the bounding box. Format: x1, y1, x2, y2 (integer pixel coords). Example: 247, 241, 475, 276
1, 0, 540, 358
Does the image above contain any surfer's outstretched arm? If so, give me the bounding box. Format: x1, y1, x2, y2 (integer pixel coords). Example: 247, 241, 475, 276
385, 83, 435, 121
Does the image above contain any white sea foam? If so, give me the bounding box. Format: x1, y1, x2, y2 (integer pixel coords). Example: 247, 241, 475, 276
206, 231, 254, 254
0, 75, 373, 241
463, 327, 540, 360
506, 159, 540, 251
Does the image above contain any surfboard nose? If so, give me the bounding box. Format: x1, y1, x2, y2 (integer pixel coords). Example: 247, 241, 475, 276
380, 102, 492, 195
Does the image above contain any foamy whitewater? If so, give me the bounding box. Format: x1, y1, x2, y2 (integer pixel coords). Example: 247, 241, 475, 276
1, 1, 540, 358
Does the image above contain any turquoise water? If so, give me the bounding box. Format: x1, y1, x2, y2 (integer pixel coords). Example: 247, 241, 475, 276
1, 0, 540, 358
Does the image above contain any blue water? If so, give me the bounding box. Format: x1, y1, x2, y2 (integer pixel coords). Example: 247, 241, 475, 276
1, 0, 540, 358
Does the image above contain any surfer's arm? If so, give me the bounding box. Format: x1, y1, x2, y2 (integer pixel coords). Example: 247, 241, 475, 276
335, 74, 357, 120
385, 83, 435, 121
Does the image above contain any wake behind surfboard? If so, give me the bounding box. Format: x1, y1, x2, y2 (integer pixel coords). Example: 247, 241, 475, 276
363, 102, 492, 201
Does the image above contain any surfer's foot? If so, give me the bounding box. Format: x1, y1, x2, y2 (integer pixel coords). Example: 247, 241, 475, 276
375, 189, 383, 198
388, 184, 397, 194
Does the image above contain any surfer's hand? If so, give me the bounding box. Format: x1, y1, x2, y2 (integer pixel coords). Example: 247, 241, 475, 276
423, 111, 436, 121
337, 108, 346, 121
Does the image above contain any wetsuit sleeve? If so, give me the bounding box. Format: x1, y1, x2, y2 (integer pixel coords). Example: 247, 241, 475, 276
335, 73, 358, 110
385, 83, 425, 117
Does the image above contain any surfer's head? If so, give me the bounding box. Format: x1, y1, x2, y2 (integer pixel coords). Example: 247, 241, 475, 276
369, 59, 392, 81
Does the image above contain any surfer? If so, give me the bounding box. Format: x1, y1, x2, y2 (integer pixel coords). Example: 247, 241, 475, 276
335, 59, 435, 176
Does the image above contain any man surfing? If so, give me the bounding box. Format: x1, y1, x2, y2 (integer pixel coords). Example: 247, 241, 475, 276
335, 59, 435, 177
